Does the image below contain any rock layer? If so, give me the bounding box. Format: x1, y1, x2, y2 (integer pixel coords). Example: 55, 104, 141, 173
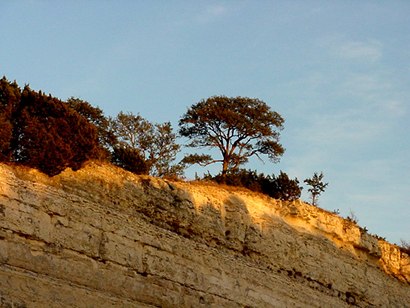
0, 162, 409, 307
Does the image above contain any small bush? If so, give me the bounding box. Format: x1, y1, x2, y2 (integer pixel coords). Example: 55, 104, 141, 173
210, 169, 264, 192
346, 210, 359, 224
266, 171, 302, 201
111, 146, 149, 175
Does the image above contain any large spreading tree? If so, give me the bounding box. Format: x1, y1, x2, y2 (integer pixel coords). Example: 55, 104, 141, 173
179, 96, 285, 177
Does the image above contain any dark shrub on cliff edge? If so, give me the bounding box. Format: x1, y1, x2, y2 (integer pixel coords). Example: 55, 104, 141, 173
111, 146, 149, 175
207, 169, 302, 201
210, 169, 265, 193
266, 171, 302, 201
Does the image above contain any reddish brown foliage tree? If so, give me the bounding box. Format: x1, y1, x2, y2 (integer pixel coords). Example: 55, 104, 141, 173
66, 97, 117, 160
12, 87, 100, 175
0, 77, 101, 176
0, 77, 20, 161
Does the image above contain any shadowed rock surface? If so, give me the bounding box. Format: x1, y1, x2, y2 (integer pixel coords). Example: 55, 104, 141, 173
0, 162, 409, 307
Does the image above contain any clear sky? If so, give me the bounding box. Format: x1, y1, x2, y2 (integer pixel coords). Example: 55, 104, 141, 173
1, 1, 409, 245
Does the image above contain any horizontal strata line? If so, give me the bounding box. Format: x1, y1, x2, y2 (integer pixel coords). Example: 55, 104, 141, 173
1, 230, 353, 305
137, 270, 240, 305
0, 262, 240, 306
2, 226, 350, 302
0, 264, 160, 307
1, 235, 239, 304
2, 224, 178, 257
2, 222, 226, 266
0, 197, 44, 211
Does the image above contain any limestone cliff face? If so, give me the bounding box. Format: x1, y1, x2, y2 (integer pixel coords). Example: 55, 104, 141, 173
0, 162, 409, 307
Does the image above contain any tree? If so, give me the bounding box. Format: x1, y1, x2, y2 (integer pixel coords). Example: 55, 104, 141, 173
11, 86, 100, 176
110, 112, 182, 177
304, 172, 328, 206
152, 122, 184, 177
0, 115, 12, 161
0, 77, 105, 176
66, 97, 117, 159
0, 76, 21, 161
179, 96, 285, 178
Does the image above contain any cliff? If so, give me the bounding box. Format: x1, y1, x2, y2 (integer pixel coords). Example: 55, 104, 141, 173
0, 162, 409, 307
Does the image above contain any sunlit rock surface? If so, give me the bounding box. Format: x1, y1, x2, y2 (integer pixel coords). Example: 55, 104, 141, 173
0, 162, 409, 307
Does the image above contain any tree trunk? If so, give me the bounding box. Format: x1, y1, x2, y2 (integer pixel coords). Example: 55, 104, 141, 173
221, 158, 229, 182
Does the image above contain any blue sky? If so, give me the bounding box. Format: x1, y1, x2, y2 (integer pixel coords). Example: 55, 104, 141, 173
1, 1, 409, 244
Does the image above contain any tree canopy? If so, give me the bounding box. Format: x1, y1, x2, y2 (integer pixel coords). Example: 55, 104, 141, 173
304, 172, 328, 206
110, 111, 182, 177
0, 77, 20, 161
179, 96, 285, 177
0, 77, 100, 176
66, 97, 116, 159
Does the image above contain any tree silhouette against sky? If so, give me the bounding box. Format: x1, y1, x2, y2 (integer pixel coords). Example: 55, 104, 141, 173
179, 96, 285, 178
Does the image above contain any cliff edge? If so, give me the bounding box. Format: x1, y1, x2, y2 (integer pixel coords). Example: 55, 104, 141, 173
0, 162, 409, 307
